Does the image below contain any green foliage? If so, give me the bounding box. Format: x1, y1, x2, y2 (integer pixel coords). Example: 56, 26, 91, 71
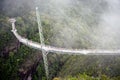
33, 62, 46, 80
0, 16, 14, 53
0, 53, 19, 80
59, 74, 120, 80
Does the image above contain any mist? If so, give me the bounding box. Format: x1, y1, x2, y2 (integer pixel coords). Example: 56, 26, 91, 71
95, 0, 120, 49
2, 0, 36, 16
46, 0, 120, 49
3, 0, 120, 49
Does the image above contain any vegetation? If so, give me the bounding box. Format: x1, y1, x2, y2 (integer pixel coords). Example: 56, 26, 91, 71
53, 74, 120, 80
0, 0, 120, 80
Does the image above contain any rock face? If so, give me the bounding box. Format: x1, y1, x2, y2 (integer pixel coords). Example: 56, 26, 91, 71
27, 74, 32, 80
19, 53, 42, 80
1, 40, 20, 57
19, 62, 38, 80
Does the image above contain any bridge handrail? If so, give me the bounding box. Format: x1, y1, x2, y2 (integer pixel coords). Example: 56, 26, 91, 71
9, 18, 120, 55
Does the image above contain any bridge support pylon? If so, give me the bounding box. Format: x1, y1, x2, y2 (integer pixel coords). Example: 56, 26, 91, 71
36, 7, 49, 80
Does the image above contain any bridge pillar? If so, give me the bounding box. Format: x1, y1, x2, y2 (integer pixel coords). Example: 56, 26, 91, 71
36, 7, 49, 80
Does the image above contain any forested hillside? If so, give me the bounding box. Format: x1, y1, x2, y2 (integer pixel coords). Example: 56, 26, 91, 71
0, 0, 120, 80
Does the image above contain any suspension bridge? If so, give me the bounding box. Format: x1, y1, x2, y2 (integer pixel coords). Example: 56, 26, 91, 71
9, 7, 120, 80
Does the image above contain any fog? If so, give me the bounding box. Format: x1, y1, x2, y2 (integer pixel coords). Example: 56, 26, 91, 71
3, 0, 120, 49
96, 0, 120, 49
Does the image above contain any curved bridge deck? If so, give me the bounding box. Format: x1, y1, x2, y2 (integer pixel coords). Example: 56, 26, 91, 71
9, 18, 120, 55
